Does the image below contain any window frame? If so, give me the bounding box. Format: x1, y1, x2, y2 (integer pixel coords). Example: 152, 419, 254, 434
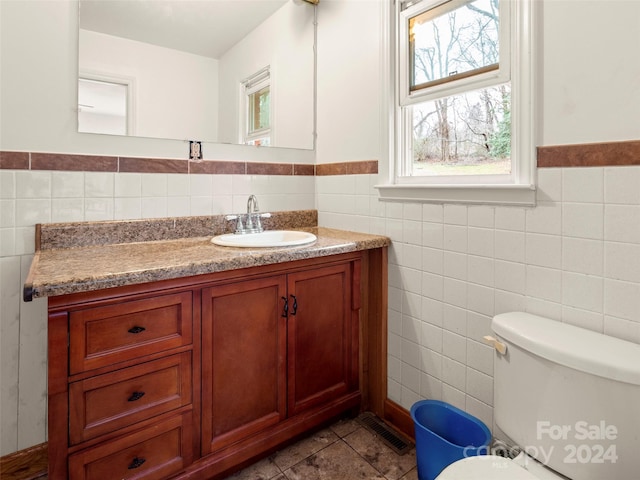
240, 66, 272, 146
376, 0, 538, 206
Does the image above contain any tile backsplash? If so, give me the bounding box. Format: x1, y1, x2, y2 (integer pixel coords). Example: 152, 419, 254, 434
1, 171, 316, 257
316, 164, 640, 434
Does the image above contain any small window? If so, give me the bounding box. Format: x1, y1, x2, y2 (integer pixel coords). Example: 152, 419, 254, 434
241, 67, 271, 146
379, 0, 537, 205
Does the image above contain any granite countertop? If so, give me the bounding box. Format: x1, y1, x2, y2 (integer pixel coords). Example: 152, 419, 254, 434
24, 211, 389, 301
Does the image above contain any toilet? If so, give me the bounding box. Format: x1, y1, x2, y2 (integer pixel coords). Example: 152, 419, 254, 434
437, 311, 640, 480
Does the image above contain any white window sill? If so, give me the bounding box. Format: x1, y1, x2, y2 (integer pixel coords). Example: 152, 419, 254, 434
375, 183, 536, 206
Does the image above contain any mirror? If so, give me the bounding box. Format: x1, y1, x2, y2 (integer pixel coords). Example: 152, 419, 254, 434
78, 0, 316, 150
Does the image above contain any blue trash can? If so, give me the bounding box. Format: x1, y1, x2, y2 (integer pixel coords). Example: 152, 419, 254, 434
411, 400, 491, 480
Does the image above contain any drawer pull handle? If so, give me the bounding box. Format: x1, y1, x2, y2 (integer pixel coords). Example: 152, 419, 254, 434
281, 296, 288, 317
128, 456, 146, 469
128, 391, 145, 402
128, 326, 146, 334
290, 295, 298, 316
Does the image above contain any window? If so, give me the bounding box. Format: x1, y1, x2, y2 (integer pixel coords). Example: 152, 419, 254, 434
378, 0, 537, 205
241, 67, 271, 146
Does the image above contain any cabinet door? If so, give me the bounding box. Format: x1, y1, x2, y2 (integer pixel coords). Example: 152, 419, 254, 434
287, 262, 357, 415
201, 275, 287, 455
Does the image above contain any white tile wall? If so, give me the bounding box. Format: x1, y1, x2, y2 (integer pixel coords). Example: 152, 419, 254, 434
0, 169, 314, 456
3, 164, 640, 454
604, 167, 640, 204
316, 166, 640, 433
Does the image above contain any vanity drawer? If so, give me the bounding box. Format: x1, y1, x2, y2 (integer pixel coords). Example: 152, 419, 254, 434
68, 412, 193, 480
69, 291, 193, 374
69, 352, 192, 444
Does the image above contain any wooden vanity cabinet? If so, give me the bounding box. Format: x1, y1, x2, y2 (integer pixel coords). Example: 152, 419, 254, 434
47, 253, 363, 480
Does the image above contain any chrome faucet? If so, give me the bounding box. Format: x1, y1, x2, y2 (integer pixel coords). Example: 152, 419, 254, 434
225, 195, 271, 234
245, 194, 259, 232
247, 194, 259, 214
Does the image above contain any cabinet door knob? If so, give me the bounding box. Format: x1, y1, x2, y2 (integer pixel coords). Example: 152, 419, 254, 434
290, 295, 298, 316
128, 326, 146, 334
128, 391, 145, 402
128, 456, 146, 469
281, 296, 288, 317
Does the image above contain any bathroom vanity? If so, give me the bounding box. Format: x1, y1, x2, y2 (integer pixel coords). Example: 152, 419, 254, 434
24, 211, 389, 480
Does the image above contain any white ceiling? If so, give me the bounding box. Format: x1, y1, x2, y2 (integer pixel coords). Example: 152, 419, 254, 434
79, 0, 289, 59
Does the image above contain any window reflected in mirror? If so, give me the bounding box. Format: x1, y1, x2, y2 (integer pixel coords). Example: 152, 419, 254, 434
243, 67, 271, 146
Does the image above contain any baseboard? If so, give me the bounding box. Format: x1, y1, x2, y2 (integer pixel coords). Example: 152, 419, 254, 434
383, 398, 415, 441
0, 443, 47, 480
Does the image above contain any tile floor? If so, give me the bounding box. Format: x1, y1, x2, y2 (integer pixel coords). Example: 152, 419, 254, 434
224, 415, 418, 480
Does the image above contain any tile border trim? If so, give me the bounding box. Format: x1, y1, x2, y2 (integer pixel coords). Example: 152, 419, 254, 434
537, 140, 640, 168
5, 140, 639, 175
0, 151, 378, 176
316, 160, 378, 176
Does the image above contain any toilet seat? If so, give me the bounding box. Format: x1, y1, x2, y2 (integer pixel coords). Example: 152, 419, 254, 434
436, 453, 566, 480
436, 455, 538, 479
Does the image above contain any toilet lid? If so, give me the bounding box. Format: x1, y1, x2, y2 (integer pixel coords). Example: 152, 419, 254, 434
436, 455, 539, 480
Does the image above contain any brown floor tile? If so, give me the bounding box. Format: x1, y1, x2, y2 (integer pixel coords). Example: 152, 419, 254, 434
329, 417, 361, 438
343, 427, 417, 480
283, 440, 387, 480
271, 427, 340, 471
398, 468, 420, 480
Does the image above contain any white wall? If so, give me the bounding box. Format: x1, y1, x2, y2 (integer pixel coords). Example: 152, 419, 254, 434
0, 0, 314, 456
542, 0, 640, 144
218, 0, 315, 149
316, 0, 383, 165
80, 30, 219, 141
315, 0, 640, 436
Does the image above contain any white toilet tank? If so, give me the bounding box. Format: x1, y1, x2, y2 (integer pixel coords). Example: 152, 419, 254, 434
492, 312, 640, 480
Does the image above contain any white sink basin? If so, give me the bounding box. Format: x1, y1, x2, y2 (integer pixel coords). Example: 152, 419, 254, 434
211, 230, 317, 248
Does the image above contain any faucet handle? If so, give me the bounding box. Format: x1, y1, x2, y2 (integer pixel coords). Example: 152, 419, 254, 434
251, 212, 271, 233
225, 214, 245, 234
